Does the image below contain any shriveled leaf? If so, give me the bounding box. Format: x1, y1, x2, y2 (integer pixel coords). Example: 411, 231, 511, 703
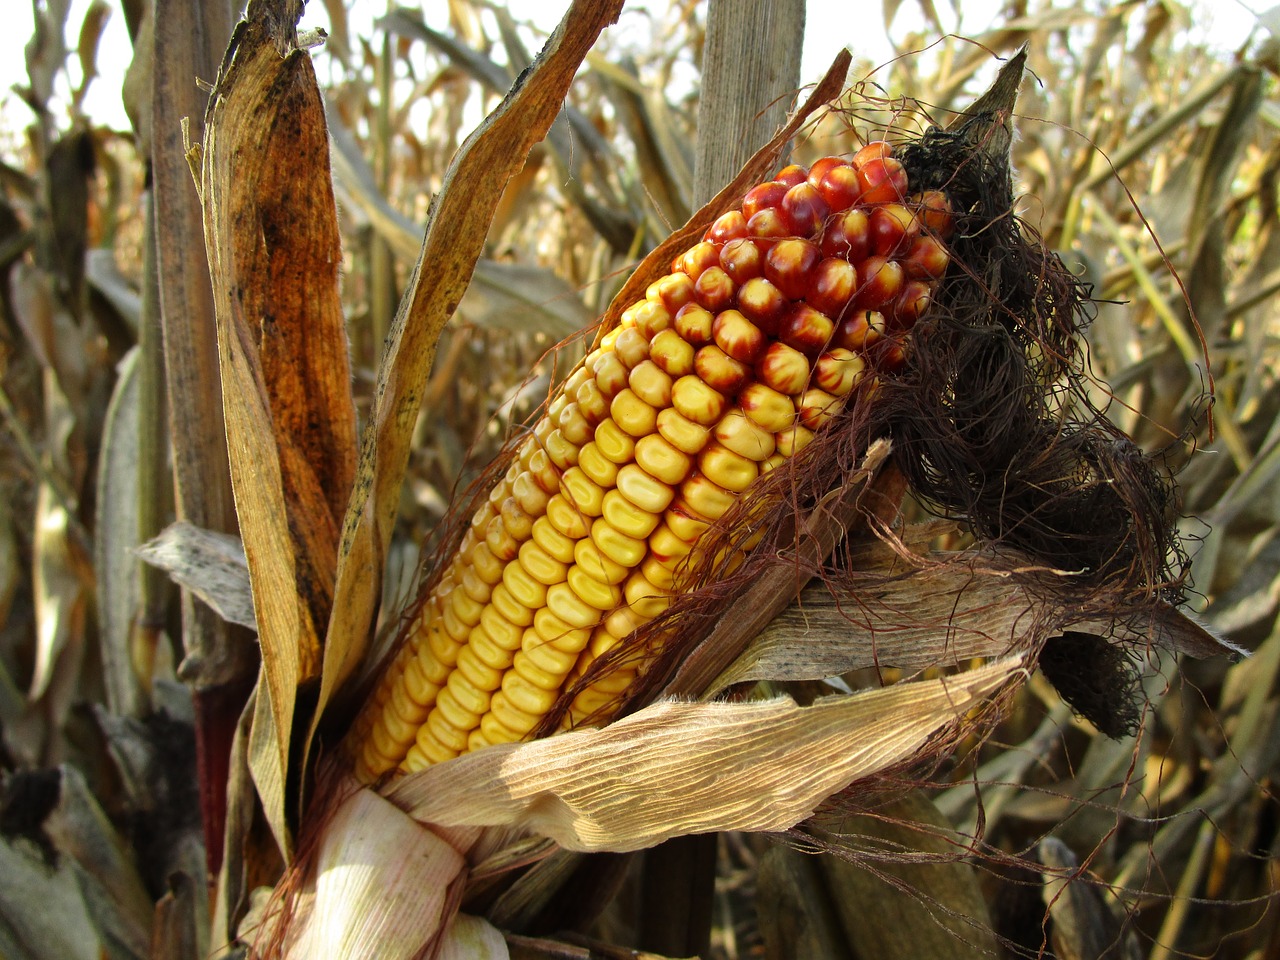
201, 0, 358, 848
315, 0, 627, 751
710, 546, 1239, 696
135, 522, 255, 631
386, 658, 1020, 854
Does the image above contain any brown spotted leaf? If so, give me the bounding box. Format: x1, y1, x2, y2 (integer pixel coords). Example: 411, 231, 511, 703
200, 0, 356, 851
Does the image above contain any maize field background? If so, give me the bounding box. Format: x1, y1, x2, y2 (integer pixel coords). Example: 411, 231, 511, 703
0, 0, 1278, 957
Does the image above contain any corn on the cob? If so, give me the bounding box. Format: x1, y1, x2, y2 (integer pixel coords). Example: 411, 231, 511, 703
349, 142, 953, 781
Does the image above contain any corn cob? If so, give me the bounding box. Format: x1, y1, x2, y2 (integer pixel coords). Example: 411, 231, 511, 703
349, 142, 953, 781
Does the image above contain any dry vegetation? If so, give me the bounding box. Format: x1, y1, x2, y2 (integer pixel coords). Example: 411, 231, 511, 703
0, 0, 1278, 958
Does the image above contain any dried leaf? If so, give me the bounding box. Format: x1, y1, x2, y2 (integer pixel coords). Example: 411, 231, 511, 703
201, 0, 359, 848
387, 658, 1020, 854
94, 345, 146, 717
709, 547, 1239, 697
436, 914, 509, 960
274, 790, 469, 959
135, 521, 255, 631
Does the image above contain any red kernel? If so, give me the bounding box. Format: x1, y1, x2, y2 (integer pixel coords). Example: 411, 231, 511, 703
855, 258, 904, 310
694, 266, 735, 312
742, 181, 787, 220
764, 238, 822, 300
773, 164, 808, 188
720, 238, 763, 284
736, 277, 788, 334
780, 182, 831, 238
674, 303, 714, 344
779, 303, 836, 355
857, 157, 909, 205
680, 241, 721, 281
869, 203, 919, 258
852, 140, 893, 166
695, 345, 751, 393
746, 208, 791, 251
820, 208, 870, 263
713, 309, 766, 363
706, 210, 748, 244
808, 258, 858, 318
815, 163, 862, 211
806, 157, 846, 189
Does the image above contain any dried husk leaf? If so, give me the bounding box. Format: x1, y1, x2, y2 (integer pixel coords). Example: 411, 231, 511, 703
200, 0, 358, 851
385, 659, 1020, 854
709, 546, 1238, 696
249, 789, 471, 960
436, 914, 509, 960
136, 521, 255, 631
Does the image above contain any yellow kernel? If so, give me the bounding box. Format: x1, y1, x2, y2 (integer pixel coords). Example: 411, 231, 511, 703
740, 382, 797, 432
447, 584, 484, 628
544, 428, 579, 470
641, 554, 678, 590
527, 447, 560, 494
797, 387, 842, 430
594, 418, 637, 464
576, 379, 610, 422
616, 463, 676, 514
512, 650, 565, 691
671, 375, 727, 426
546, 494, 591, 540
649, 523, 693, 564
568, 565, 624, 611
611, 389, 659, 438
604, 605, 645, 639
699, 442, 759, 492
480, 708, 525, 744
574, 536, 631, 584
591, 517, 648, 567
714, 409, 776, 461
531, 516, 577, 564
403, 656, 441, 705
560, 467, 606, 518
681, 473, 736, 520
664, 503, 711, 542
578, 442, 620, 488
403, 736, 457, 770
761, 452, 787, 473
563, 363, 594, 396
371, 714, 407, 761
471, 541, 504, 584
815, 348, 866, 397
460, 565, 491, 605
776, 424, 815, 456
469, 622, 516, 670
480, 605, 523, 651
594, 351, 630, 396
602, 488, 661, 540
623, 571, 672, 619
426, 706, 471, 752
650, 328, 695, 377
456, 644, 503, 693
632, 300, 672, 338
485, 515, 519, 562
500, 497, 534, 542
444, 670, 491, 717
490, 582, 535, 628
427, 624, 463, 668
517, 539, 569, 587
512, 472, 550, 516
547, 581, 602, 629
674, 303, 714, 343
629, 360, 674, 408
588, 623, 622, 659
466, 729, 491, 753
533, 608, 592, 652
503, 557, 550, 609
502, 670, 560, 716
391, 675, 431, 723
613, 326, 651, 368
558, 402, 593, 446
656, 407, 711, 455
521, 628, 581, 674
432, 693, 476, 740
634, 433, 693, 486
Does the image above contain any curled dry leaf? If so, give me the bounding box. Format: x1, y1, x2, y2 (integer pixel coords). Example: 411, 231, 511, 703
135, 521, 255, 631
385, 658, 1021, 854
708, 544, 1241, 697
